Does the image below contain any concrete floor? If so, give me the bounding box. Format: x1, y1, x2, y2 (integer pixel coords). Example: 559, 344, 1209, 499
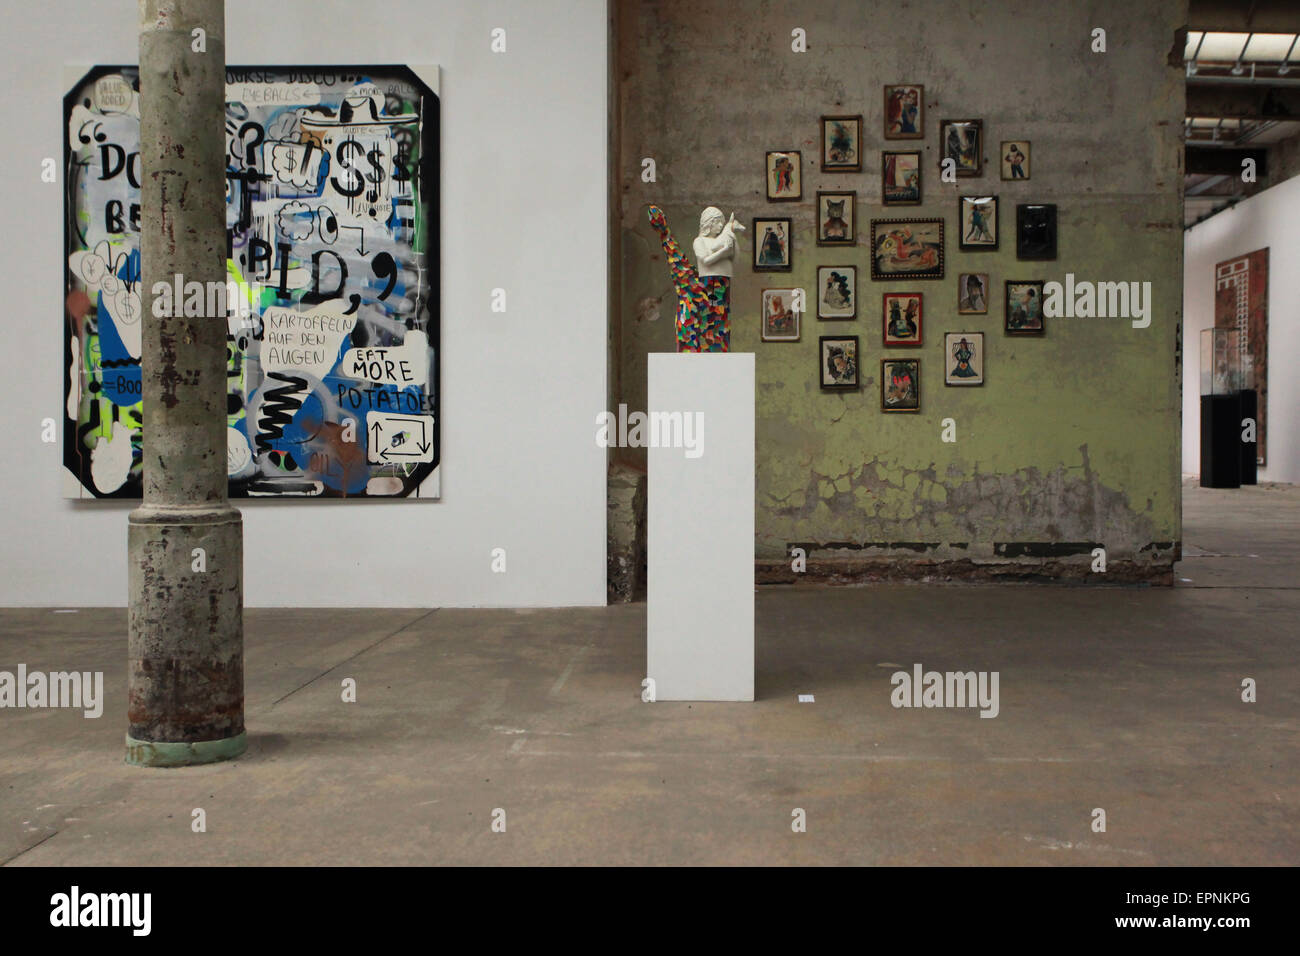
2, 483, 1296, 866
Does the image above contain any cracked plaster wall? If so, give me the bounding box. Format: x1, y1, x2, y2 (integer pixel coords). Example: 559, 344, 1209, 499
616, 0, 1186, 572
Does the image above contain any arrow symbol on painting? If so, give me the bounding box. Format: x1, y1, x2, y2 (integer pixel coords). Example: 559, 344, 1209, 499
340, 224, 366, 255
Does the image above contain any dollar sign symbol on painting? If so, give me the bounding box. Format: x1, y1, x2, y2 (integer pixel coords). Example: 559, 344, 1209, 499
365, 147, 387, 186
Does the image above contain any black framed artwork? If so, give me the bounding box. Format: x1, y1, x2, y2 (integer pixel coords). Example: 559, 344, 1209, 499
817, 191, 857, 246
819, 335, 860, 389
1016, 203, 1057, 260
958, 196, 998, 250
753, 217, 793, 271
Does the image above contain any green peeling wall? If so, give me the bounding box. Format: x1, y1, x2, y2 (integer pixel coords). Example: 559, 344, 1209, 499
616, 0, 1186, 577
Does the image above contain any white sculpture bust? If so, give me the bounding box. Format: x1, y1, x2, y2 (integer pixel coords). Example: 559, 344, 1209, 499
692, 206, 745, 279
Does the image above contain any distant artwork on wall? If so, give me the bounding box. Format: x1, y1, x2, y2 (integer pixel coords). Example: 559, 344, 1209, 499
958, 273, 989, 314
959, 196, 998, 250
817, 191, 857, 246
817, 266, 857, 319
820, 336, 860, 389
821, 115, 862, 171
62, 65, 441, 499
766, 150, 801, 201
1214, 248, 1269, 464
762, 288, 801, 341
1001, 140, 1030, 180
884, 85, 924, 139
753, 217, 792, 271
881, 358, 920, 411
882, 150, 921, 205
945, 332, 984, 385
1005, 280, 1045, 335
940, 119, 982, 177
871, 218, 944, 279
882, 292, 922, 346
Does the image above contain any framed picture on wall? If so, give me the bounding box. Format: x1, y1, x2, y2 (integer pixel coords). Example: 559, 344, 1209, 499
821, 115, 862, 172
870, 218, 944, 279
1005, 280, 1045, 335
881, 358, 921, 412
882, 292, 923, 346
958, 195, 998, 250
761, 288, 801, 341
753, 217, 792, 271
882, 150, 922, 205
817, 265, 857, 319
939, 119, 983, 177
1001, 140, 1030, 180
766, 150, 802, 201
819, 336, 860, 389
817, 191, 857, 246
884, 84, 924, 139
958, 273, 989, 314
945, 332, 985, 385
1016, 203, 1057, 260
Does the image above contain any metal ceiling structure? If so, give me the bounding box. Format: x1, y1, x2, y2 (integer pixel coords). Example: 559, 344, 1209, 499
1183, 27, 1300, 226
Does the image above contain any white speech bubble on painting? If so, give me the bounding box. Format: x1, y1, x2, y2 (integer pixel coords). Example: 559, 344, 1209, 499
93, 75, 136, 115
260, 305, 357, 381
270, 141, 325, 190
232, 83, 322, 108
90, 419, 133, 493
339, 342, 428, 389
227, 427, 254, 477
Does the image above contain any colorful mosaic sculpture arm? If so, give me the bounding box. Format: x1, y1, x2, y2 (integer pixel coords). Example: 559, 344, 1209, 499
647, 204, 741, 353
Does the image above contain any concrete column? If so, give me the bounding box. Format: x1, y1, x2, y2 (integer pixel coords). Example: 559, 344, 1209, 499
127, 0, 245, 767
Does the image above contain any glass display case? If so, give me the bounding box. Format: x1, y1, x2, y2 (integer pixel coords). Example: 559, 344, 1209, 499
1200, 328, 1243, 396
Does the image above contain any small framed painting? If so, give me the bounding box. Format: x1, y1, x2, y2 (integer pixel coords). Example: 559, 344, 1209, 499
881, 358, 920, 412
761, 288, 801, 341
958, 195, 998, 250
1005, 280, 1045, 335
882, 150, 922, 205
753, 217, 792, 271
766, 150, 802, 201
820, 336, 860, 389
870, 218, 944, 280
884, 84, 924, 139
957, 273, 989, 314
882, 292, 922, 346
1001, 140, 1030, 180
945, 332, 984, 386
821, 115, 862, 172
940, 119, 983, 177
817, 191, 856, 246
1016, 203, 1057, 260
817, 265, 857, 319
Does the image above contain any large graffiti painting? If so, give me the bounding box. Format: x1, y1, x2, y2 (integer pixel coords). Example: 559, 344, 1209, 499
63, 65, 440, 498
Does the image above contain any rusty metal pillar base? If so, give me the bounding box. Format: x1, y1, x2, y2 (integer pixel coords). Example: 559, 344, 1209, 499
126, 504, 244, 768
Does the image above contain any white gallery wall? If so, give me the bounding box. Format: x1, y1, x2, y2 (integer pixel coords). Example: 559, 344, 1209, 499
1183, 174, 1300, 485
0, 0, 609, 607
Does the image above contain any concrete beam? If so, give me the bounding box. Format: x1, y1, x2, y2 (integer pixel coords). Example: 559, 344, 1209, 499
1185, 145, 1268, 175
1188, 0, 1300, 34
1186, 82, 1300, 119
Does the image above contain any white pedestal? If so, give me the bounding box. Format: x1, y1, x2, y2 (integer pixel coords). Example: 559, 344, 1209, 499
647, 353, 754, 701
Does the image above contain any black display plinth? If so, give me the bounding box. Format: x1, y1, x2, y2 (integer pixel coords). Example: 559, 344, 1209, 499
1239, 389, 1258, 485
1201, 394, 1241, 488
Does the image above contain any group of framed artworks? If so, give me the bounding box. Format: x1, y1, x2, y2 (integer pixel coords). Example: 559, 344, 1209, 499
756, 84, 1057, 410
791, 272, 1046, 333
812, 333, 983, 409
755, 203, 1057, 274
